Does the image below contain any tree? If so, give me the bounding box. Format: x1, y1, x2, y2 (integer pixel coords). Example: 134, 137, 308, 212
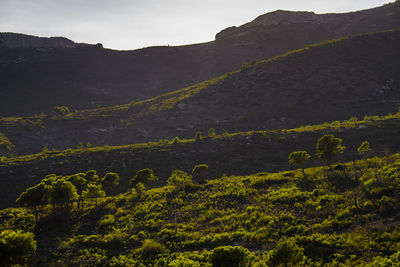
16, 182, 51, 223
66, 174, 87, 194
358, 140, 371, 157
209, 246, 250, 267
288, 151, 311, 176
208, 128, 216, 137
192, 164, 208, 183
53, 106, 70, 116
266, 239, 304, 267
0, 230, 37, 266
82, 184, 106, 204
167, 170, 192, 186
84, 170, 99, 184
50, 179, 78, 209
194, 131, 202, 141
358, 140, 380, 182
316, 134, 346, 165
101, 172, 120, 195
130, 168, 157, 188
172, 136, 181, 144
66, 173, 87, 209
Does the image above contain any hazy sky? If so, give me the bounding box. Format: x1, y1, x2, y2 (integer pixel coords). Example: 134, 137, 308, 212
0, 0, 393, 50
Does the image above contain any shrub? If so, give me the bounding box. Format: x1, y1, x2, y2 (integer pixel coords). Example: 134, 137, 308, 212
208, 128, 216, 137
0, 230, 36, 266
53, 106, 70, 116
50, 179, 78, 206
192, 164, 209, 183
195, 131, 202, 141
209, 246, 250, 267
266, 239, 304, 267
84, 170, 99, 184
82, 184, 106, 200
172, 137, 181, 144
167, 170, 192, 186
140, 239, 167, 260
130, 168, 157, 188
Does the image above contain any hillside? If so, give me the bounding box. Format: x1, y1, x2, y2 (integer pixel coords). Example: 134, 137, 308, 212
1, 153, 399, 265
0, 32, 95, 49
1, 29, 399, 156
0, 2, 399, 116
1, 111, 400, 209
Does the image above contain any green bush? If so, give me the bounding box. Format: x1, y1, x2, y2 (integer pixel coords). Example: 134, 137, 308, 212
209, 246, 250, 267
266, 239, 304, 267
140, 239, 167, 260
0, 230, 36, 265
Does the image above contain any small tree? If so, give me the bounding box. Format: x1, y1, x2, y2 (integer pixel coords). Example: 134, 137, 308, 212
76, 142, 83, 149
358, 140, 371, 157
130, 168, 157, 188
84, 170, 99, 184
50, 179, 78, 209
316, 134, 346, 166
288, 151, 310, 176
195, 131, 202, 141
167, 170, 192, 186
82, 184, 106, 204
66, 173, 87, 208
16, 182, 52, 223
101, 172, 120, 195
208, 128, 216, 137
0, 230, 37, 266
192, 164, 208, 183
53, 106, 70, 116
172, 136, 181, 144
358, 140, 380, 182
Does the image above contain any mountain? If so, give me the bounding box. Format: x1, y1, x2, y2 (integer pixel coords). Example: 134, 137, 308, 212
0, 32, 97, 49
0, 2, 399, 116
1, 29, 399, 156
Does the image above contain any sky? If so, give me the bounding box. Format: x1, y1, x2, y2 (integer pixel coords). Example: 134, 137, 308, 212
0, 0, 394, 50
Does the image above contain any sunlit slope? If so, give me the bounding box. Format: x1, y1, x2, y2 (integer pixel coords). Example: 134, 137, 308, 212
1, 111, 400, 208
1, 29, 400, 156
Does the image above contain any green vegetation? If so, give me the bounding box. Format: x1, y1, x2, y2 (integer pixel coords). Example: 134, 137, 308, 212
2, 130, 400, 265
130, 168, 158, 188
289, 151, 311, 176
192, 164, 208, 183
0, 230, 36, 266
316, 134, 345, 165
0, 21, 400, 267
2, 149, 400, 265
0, 132, 14, 154
53, 106, 70, 116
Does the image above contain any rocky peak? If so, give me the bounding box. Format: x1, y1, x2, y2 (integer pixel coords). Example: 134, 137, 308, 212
244, 10, 318, 28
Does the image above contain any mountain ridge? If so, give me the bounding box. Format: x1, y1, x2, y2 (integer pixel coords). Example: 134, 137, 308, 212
0, 1, 399, 116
